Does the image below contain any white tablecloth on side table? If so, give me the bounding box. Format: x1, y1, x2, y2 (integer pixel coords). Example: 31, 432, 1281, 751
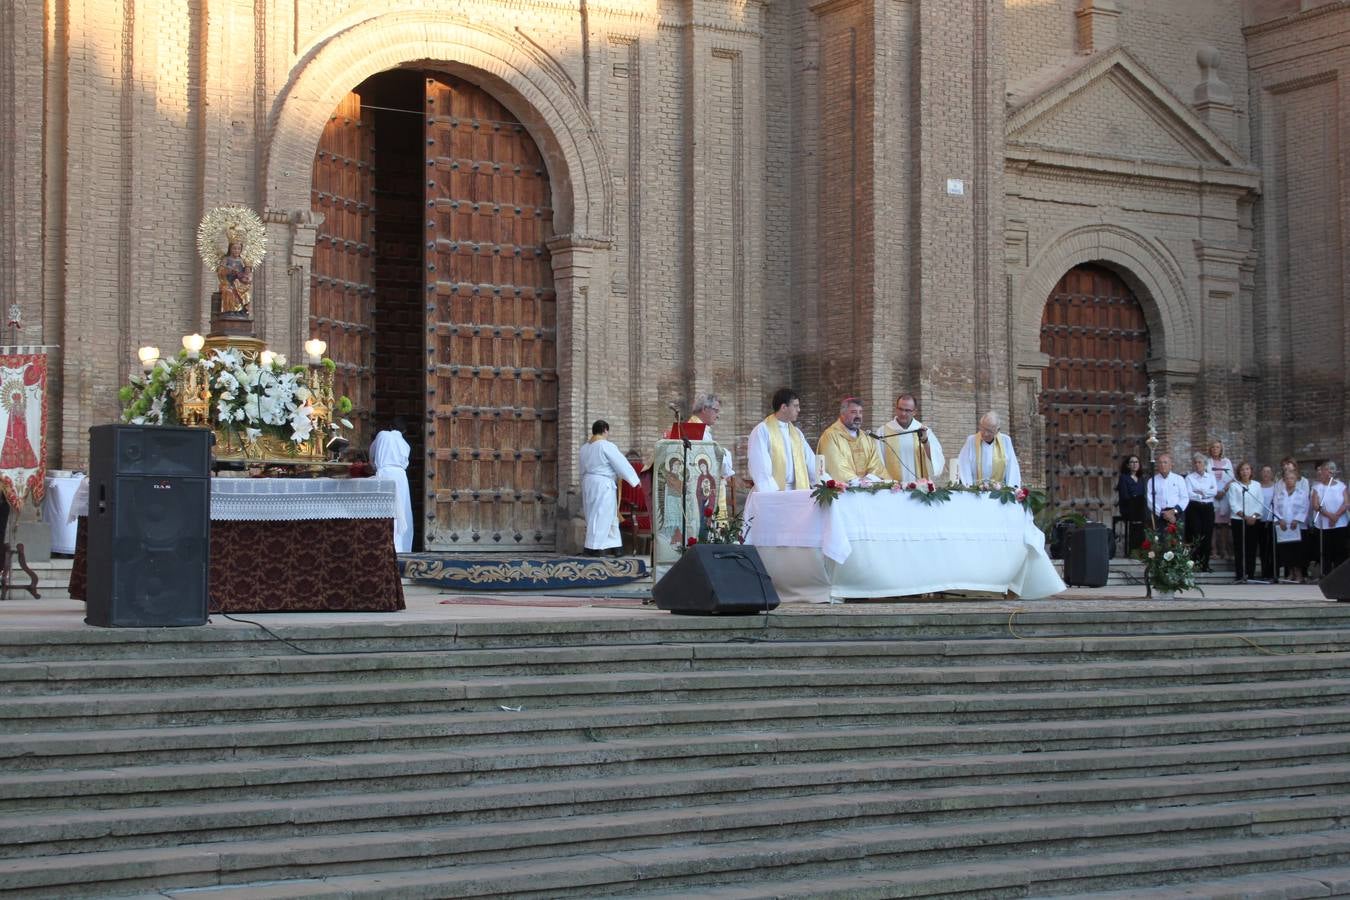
42, 473, 86, 554
743, 489, 1065, 600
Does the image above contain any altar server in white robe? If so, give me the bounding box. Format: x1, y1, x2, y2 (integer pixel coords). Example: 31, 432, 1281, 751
878, 393, 944, 484
957, 411, 1022, 486
747, 388, 818, 491
369, 419, 413, 553
580, 419, 642, 555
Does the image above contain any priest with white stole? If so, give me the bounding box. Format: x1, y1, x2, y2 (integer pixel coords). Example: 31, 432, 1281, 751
957, 411, 1023, 486
747, 388, 818, 491
369, 417, 413, 553
579, 419, 642, 556
817, 396, 887, 483
878, 392, 944, 484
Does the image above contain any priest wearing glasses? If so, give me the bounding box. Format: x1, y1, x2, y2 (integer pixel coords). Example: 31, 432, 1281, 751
878, 392, 944, 484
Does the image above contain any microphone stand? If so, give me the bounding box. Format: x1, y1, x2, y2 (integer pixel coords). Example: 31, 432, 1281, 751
866, 427, 927, 482
669, 405, 691, 553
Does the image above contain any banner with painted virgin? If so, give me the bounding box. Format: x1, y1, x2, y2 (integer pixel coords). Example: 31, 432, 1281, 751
0, 349, 48, 510
651, 438, 719, 572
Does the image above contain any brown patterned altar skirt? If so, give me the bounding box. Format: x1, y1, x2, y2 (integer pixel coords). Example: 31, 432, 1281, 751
69, 517, 405, 613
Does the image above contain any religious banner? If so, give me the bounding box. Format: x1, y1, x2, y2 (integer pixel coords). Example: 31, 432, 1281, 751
0, 349, 49, 510
651, 438, 719, 574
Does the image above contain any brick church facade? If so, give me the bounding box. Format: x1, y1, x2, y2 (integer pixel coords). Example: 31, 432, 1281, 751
0, 0, 1346, 550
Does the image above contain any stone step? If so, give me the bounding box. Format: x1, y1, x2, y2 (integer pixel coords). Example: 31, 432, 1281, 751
8, 698, 1350, 773
5, 662, 1350, 732
115, 826, 1350, 899
4, 729, 1345, 813
1059, 865, 1350, 899
5, 651, 1350, 729
5, 605, 1350, 661
5, 755, 1350, 859
5, 631, 1350, 694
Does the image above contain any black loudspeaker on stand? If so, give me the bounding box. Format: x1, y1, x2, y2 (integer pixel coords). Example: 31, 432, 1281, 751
653, 544, 780, 614
84, 425, 213, 628
1064, 523, 1111, 588
1319, 559, 1350, 602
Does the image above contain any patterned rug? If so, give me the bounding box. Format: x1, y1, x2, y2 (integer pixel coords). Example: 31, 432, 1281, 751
398, 554, 650, 592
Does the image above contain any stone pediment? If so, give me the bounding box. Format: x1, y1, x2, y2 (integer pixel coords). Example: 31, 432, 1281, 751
1006, 48, 1246, 170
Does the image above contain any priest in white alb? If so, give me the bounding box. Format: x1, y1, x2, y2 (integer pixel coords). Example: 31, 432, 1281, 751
747, 388, 818, 491
369, 418, 413, 553
816, 396, 886, 483
957, 411, 1022, 486
580, 419, 642, 556
877, 392, 944, 484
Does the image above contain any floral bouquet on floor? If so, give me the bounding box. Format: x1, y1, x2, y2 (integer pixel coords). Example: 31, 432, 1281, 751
1134, 522, 1199, 595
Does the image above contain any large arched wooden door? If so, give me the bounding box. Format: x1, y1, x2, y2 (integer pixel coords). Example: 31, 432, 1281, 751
424, 75, 558, 550
310, 91, 376, 444
1039, 265, 1150, 523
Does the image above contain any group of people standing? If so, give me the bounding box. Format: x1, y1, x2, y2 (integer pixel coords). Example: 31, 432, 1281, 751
1118, 441, 1349, 584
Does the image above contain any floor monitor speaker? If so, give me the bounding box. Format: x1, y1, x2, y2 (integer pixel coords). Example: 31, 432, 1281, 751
84, 425, 212, 627
1064, 523, 1111, 588
653, 544, 780, 615
1319, 558, 1350, 601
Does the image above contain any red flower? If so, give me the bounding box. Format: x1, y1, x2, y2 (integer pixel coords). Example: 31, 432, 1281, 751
703, 505, 715, 518
906, 482, 917, 490
826, 479, 845, 490
686, 536, 698, 547
1016, 487, 1029, 501
1166, 523, 1177, 534
1140, 539, 1152, 551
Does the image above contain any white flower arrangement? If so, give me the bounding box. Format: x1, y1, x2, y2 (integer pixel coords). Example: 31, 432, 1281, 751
119, 348, 354, 454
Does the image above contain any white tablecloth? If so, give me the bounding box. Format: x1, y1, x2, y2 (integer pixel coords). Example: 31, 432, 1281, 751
743, 489, 1065, 600
42, 473, 86, 553
73, 477, 395, 522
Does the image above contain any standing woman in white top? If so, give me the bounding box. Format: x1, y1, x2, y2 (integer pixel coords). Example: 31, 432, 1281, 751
1258, 465, 1278, 581
1272, 466, 1311, 583
1184, 452, 1218, 572
579, 420, 642, 556
1310, 460, 1349, 575
1207, 440, 1234, 562
369, 418, 413, 554
1227, 461, 1263, 583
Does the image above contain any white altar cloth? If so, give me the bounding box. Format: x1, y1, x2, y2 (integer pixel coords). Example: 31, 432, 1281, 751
73, 477, 395, 522
743, 489, 1065, 600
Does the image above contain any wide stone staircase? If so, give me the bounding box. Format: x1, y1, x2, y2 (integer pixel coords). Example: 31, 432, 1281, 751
3, 605, 1350, 898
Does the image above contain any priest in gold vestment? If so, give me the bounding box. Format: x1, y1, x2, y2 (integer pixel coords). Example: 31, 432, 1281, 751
817, 397, 887, 483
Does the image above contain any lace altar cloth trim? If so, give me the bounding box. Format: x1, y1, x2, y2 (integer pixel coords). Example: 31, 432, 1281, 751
209, 478, 396, 521
71, 477, 395, 521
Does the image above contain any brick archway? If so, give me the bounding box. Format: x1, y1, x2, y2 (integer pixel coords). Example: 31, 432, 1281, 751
262, 13, 612, 239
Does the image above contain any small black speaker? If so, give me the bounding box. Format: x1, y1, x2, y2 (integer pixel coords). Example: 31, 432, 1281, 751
1319, 559, 1350, 601
653, 544, 780, 615
1064, 523, 1111, 588
85, 425, 212, 627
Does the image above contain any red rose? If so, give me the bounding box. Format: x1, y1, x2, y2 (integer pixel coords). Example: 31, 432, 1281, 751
1140, 539, 1151, 551
1016, 487, 1029, 501
827, 479, 844, 490
704, 505, 715, 518
1166, 524, 1177, 534
906, 482, 917, 490
686, 536, 698, 547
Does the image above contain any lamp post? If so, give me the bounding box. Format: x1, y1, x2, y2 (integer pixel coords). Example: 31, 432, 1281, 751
137, 346, 160, 374
181, 333, 205, 360
1144, 380, 1159, 599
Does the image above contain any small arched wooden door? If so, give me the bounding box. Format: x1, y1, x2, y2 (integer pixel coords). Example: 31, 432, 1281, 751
1039, 264, 1150, 524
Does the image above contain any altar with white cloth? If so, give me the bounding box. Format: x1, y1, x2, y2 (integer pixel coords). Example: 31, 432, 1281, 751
69, 477, 405, 613
742, 490, 1065, 602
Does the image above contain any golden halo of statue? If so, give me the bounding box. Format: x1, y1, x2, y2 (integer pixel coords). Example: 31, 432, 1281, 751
196, 206, 267, 269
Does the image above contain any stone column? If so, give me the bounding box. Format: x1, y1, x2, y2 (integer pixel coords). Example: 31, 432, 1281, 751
1075, 0, 1120, 54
